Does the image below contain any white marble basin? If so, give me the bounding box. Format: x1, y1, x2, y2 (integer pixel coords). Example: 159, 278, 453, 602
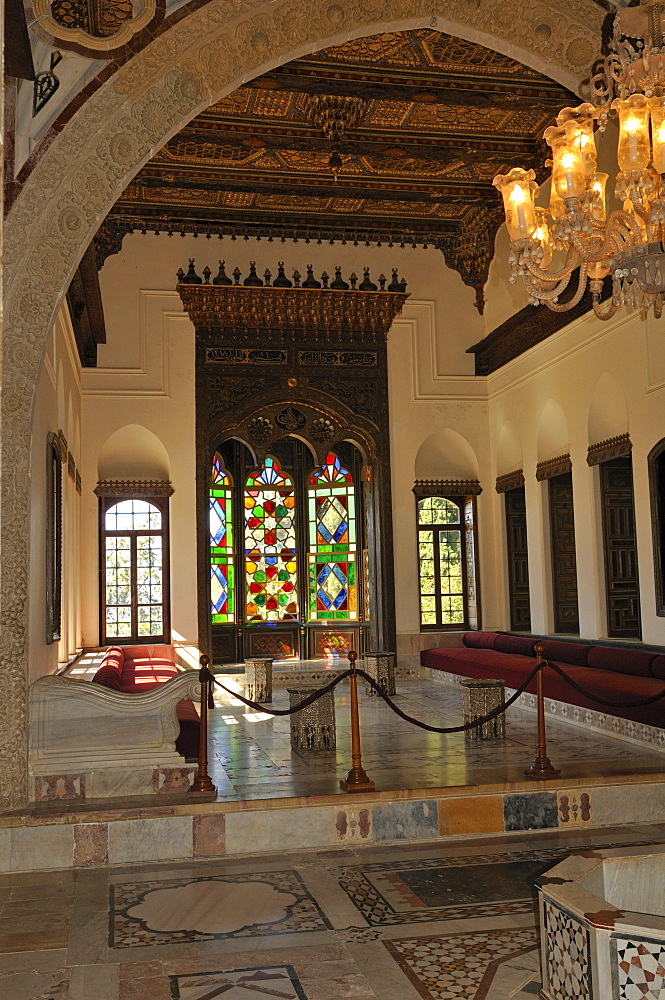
537, 845, 665, 999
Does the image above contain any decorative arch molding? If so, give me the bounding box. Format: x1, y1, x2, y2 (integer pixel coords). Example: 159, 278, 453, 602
2, 0, 604, 806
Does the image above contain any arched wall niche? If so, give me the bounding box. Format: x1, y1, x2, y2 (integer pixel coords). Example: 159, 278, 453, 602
414, 428, 480, 481
496, 419, 523, 478
588, 372, 629, 445
97, 424, 171, 481
1, 0, 604, 805
537, 399, 570, 463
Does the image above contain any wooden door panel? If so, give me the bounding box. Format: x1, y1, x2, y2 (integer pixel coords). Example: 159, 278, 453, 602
549, 474, 579, 634
505, 487, 531, 631
600, 457, 641, 638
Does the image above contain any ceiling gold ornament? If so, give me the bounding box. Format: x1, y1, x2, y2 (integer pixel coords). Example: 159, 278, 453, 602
495, 0, 665, 320
104, 27, 575, 309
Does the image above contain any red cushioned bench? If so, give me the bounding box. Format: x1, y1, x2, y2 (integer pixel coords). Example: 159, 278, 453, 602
92, 645, 200, 759
420, 632, 665, 730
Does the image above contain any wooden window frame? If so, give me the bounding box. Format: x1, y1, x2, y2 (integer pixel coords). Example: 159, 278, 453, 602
648, 439, 665, 616
46, 432, 63, 644
416, 495, 474, 632
96, 485, 172, 646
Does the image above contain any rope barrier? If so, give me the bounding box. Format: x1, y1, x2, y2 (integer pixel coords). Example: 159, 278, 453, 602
208, 656, 665, 733
210, 669, 353, 715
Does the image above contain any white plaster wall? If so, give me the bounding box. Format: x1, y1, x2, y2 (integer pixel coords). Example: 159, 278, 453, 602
29, 307, 82, 680
79, 286, 197, 650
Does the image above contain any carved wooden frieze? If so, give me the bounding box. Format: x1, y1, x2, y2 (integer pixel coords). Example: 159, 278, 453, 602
177, 284, 408, 344
94, 479, 174, 498
413, 479, 483, 497
536, 455, 572, 481
496, 469, 525, 494
587, 433, 632, 467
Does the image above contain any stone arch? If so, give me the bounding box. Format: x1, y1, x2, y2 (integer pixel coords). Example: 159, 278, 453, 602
1, 0, 604, 805
537, 399, 570, 464
496, 419, 523, 478
414, 428, 480, 481
97, 424, 171, 481
587, 372, 629, 445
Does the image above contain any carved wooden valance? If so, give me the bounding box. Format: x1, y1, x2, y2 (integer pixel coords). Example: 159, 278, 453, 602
535, 455, 572, 481
496, 470, 525, 493
177, 285, 409, 344
587, 433, 632, 467
413, 479, 482, 498
94, 480, 174, 499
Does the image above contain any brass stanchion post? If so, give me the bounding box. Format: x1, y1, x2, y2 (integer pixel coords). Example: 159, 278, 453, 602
341, 650, 375, 793
188, 654, 217, 797
525, 643, 561, 780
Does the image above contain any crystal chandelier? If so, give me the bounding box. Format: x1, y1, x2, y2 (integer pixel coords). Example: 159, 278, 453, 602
493, 0, 665, 320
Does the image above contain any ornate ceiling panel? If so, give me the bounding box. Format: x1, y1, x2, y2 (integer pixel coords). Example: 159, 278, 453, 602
100, 27, 575, 311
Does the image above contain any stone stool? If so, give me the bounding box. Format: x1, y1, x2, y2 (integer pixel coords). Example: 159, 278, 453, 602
244, 657, 273, 703
363, 651, 396, 697
461, 678, 506, 740
288, 686, 336, 750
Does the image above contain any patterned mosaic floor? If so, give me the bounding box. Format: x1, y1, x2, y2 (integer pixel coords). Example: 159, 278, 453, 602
2, 823, 665, 1000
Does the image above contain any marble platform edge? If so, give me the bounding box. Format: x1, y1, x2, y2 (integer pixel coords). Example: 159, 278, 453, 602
426, 668, 665, 751
2, 777, 665, 872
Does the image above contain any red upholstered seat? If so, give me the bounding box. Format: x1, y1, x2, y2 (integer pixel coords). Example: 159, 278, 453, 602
119, 657, 179, 692
91, 645, 200, 759
420, 642, 665, 729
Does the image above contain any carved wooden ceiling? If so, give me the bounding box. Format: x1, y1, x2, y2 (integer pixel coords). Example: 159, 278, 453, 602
98, 28, 575, 311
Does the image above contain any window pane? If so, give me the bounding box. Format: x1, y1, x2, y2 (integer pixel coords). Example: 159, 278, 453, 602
308, 454, 357, 620
245, 458, 299, 622
106, 499, 161, 532
439, 530, 463, 598
418, 496, 460, 526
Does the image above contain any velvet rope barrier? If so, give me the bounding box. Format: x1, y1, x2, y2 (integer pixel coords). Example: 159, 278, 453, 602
210, 668, 353, 715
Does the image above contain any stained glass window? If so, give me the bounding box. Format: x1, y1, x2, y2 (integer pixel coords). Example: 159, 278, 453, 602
417, 496, 465, 628
244, 456, 298, 621
102, 498, 167, 643
210, 454, 235, 623
308, 453, 357, 621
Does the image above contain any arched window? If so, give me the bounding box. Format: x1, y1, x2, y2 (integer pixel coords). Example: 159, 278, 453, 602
417, 496, 466, 629
209, 454, 235, 624
101, 497, 169, 643
649, 439, 665, 616
244, 456, 298, 621
308, 452, 357, 621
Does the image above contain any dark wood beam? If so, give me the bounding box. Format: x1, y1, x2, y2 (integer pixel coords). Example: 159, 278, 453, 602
66, 244, 107, 366
5, 0, 35, 80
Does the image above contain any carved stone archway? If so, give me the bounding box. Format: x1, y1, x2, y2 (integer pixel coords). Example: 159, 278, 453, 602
2, 0, 604, 806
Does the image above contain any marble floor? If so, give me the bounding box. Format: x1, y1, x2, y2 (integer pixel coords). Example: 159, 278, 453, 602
202, 668, 665, 802
2, 822, 665, 1000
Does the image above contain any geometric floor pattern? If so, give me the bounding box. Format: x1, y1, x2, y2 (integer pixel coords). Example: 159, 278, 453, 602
3, 823, 665, 1000
615, 938, 665, 1000
385, 927, 539, 999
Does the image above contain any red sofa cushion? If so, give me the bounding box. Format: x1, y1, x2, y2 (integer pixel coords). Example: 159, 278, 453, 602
587, 645, 657, 678
91, 646, 125, 689
651, 655, 665, 681
420, 645, 665, 729
120, 656, 179, 692
539, 639, 590, 667
463, 632, 501, 650
494, 634, 537, 657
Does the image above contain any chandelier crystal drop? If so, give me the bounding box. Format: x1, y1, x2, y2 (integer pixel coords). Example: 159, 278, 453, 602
493, 0, 665, 320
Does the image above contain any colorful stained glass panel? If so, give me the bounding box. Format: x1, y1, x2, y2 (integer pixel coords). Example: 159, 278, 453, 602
209, 454, 235, 623
308, 453, 358, 621
244, 458, 299, 622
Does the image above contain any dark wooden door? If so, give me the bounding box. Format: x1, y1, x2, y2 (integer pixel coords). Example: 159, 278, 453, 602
600, 457, 641, 638
505, 487, 531, 631
549, 473, 579, 634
